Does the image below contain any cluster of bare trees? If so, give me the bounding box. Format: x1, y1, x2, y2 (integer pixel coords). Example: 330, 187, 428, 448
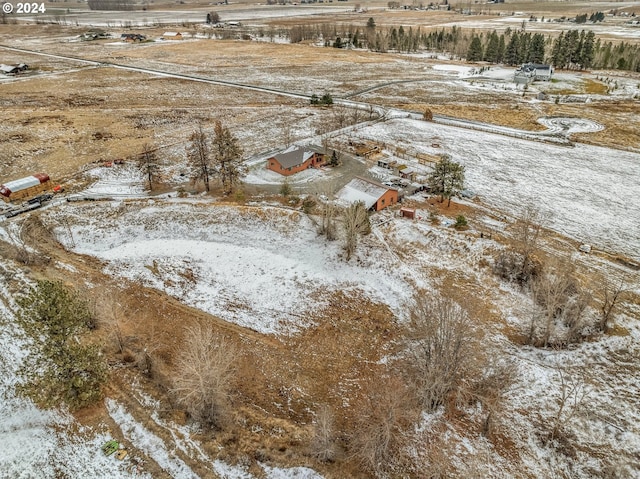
495, 206, 632, 347
405, 295, 475, 410
339, 294, 517, 477
527, 260, 590, 347
187, 121, 246, 195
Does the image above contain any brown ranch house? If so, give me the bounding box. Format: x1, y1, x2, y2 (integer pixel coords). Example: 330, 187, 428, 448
266, 146, 326, 176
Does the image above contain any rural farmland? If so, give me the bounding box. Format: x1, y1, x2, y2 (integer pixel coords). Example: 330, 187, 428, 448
1, 1, 639, 478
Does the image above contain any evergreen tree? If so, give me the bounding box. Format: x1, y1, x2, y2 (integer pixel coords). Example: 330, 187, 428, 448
528, 33, 546, 63
497, 34, 506, 63
330, 150, 339, 166
428, 155, 465, 207
505, 31, 521, 66
564, 30, 580, 68
551, 31, 565, 68
484, 31, 499, 63
467, 35, 483, 62
211, 121, 246, 196
580, 30, 596, 69
16, 280, 107, 410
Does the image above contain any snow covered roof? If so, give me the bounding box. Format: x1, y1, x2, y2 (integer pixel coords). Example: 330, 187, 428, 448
272, 147, 316, 169
163, 32, 181, 36
0, 64, 18, 74
337, 176, 395, 209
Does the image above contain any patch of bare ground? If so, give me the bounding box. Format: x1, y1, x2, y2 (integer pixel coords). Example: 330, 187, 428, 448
402, 100, 548, 132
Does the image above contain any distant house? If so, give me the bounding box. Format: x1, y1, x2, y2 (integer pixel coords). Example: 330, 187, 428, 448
81, 30, 109, 41
0, 63, 28, 75
0, 65, 19, 75
515, 63, 554, 82
162, 32, 183, 40
266, 146, 326, 176
337, 176, 399, 212
121, 33, 146, 43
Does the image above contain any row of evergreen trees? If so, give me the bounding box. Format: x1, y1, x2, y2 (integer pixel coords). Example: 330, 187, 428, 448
284, 21, 640, 72
465, 28, 638, 71
483, 31, 545, 65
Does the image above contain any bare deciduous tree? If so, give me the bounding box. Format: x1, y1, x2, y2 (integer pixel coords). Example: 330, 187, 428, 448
342, 201, 371, 260
316, 183, 339, 241
471, 358, 518, 438
310, 404, 338, 463
187, 124, 212, 192
350, 376, 417, 477
405, 295, 475, 411
138, 142, 159, 191
281, 121, 294, 148
495, 205, 548, 286
550, 368, 591, 442
512, 205, 547, 279
598, 276, 630, 333
172, 322, 237, 429
527, 259, 590, 347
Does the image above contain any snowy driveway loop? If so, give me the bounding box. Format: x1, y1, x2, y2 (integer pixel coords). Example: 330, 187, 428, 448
359, 119, 640, 261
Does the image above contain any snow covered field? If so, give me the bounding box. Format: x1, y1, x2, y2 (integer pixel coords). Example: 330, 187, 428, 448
52, 202, 424, 334
353, 118, 640, 261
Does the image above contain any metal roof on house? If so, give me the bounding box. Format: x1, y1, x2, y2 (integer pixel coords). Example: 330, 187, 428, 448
272, 147, 316, 169
337, 176, 395, 209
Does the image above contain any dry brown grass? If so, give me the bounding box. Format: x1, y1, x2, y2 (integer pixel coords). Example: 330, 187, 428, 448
543, 101, 640, 150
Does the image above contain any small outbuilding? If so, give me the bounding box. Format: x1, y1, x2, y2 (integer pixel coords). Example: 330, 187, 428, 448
400, 207, 416, 219
0, 64, 20, 75
1, 173, 51, 203
337, 176, 398, 212
399, 167, 417, 181
162, 32, 183, 40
